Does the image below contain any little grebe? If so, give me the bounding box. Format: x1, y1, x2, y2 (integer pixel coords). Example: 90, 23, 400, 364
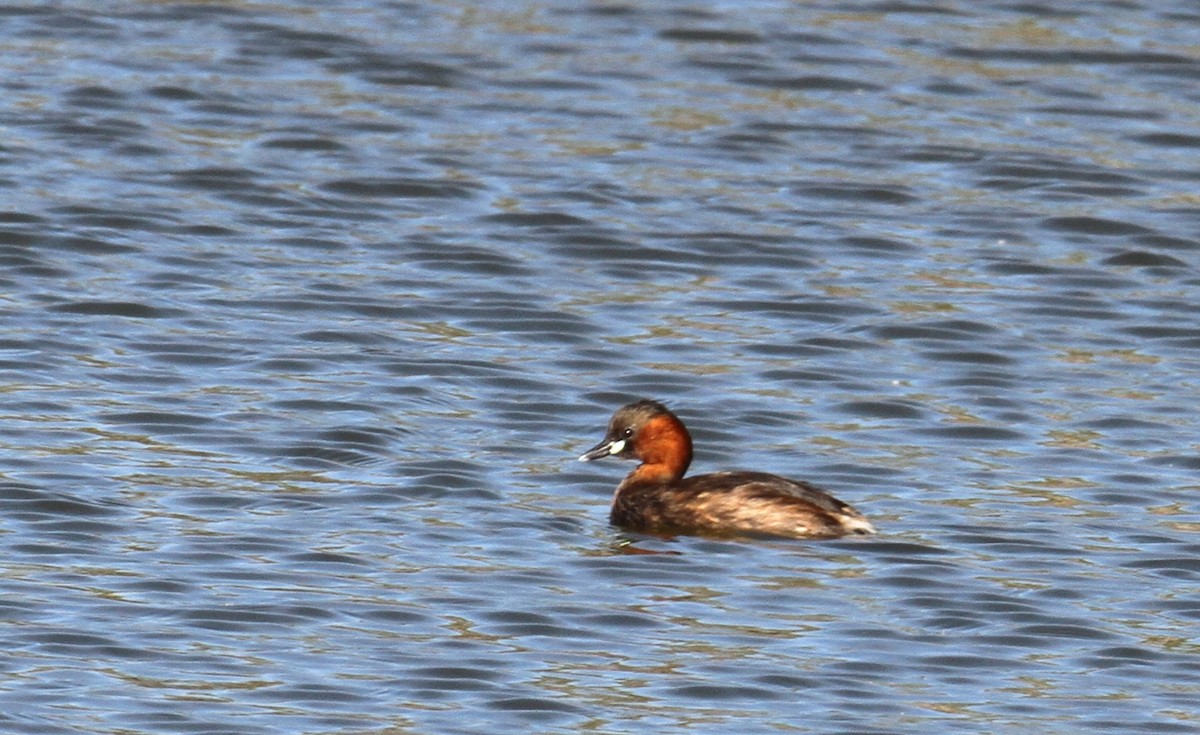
579, 399, 875, 539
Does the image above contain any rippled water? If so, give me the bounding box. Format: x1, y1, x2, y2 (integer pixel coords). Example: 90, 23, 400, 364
2, 2, 1199, 733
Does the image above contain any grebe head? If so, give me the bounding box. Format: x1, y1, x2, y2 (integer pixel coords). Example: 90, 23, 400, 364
579, 399, 693, 480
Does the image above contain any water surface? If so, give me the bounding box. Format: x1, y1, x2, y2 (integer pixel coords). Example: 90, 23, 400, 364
1, 2, 1198, 733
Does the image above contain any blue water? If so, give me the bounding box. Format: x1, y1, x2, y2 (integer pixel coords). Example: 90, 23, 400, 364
1, 2, 1198, 733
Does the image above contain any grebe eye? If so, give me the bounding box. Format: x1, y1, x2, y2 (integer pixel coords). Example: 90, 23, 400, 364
621, 427, 634, 438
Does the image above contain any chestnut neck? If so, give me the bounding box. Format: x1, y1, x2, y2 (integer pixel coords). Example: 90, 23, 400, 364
626, 412, 692, 484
